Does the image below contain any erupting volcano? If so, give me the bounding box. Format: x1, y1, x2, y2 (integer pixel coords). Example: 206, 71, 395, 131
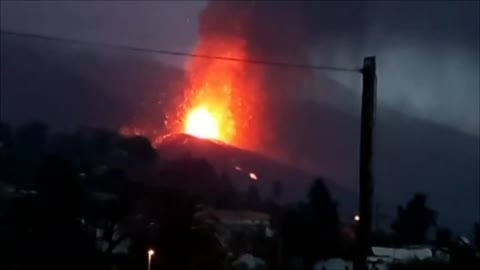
170, 35, 263, 149
121, 35, 264, 150
121, 2, 317, 152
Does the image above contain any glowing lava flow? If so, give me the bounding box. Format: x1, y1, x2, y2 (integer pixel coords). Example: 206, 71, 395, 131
185, 106, 219, 140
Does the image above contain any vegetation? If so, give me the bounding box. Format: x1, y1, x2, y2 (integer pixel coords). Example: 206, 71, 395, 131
1, 121, 479, 270
474, 223, 480, 249
435, 227, 453, 248
392, 193, 436, 245
0, 121, 342, 270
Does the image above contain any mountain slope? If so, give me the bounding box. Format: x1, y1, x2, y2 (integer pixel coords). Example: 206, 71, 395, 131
1, 35, 478, 234
0, 35, 185, 131
265, 97, 479, 234
155, 133, 355, 209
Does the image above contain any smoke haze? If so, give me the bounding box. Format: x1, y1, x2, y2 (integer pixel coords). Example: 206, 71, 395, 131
198, 1, 479, 135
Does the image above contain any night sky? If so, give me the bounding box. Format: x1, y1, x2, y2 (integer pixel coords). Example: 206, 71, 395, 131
1, 1, 479, 234
2, 0, 478, 134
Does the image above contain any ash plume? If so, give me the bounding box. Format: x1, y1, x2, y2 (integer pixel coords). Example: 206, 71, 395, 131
197, 1, 479, 136
193, 1, 369, 156
198, 1, 366, 92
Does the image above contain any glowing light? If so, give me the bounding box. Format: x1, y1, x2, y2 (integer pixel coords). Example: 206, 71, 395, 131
249, 172, 258, 180
147, 249, 155, 270
119, 29, 264, 150
234, 166, 242, 171
354, 214, 360, 222
185, 106, 219, 139
161, 35, 263, 149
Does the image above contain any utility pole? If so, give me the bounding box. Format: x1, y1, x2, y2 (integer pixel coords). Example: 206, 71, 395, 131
354, 56, 377, 270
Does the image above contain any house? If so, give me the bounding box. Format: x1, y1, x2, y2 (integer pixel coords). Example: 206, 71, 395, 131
366, 246, 448, 270
232, 253, 266, 270
194, 208, 273, 253
195, 209, 272, 234
313, 246, 446, 270
313, 258, 352, 270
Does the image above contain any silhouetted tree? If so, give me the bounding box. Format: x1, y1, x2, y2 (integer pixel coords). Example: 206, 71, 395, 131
2, 156, 97, 270
161, 155, 233, 205
134, 185, 227, 270
118, 135, 157, 163
34, 156, 84, 214
307, 178, 341, 262
282, 206, 308, 268
0, 122, 15, 184
474, 223, 480, 250
216, 172, 241, 209
16, 120, 49, 150
450, 236, 479, 269
87, 168, 138, 263
246, 184, 262, 210
4, 121, 51, 187
392, 193, 436, 245
280, 179, 342, 269
272, 180, 283, 201
435, 227, 453, 247
0, 121, 13, 148
1, 124, 247, 269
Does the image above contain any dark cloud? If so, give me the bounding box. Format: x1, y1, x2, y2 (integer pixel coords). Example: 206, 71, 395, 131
0, 1, 207, 67
198, 1, 479, 134
1, 1, 477, 133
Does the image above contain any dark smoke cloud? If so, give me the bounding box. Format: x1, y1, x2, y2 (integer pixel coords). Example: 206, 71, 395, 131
199, 1, 355, 90
200, 1, 366, 61
199, 1, 479, 135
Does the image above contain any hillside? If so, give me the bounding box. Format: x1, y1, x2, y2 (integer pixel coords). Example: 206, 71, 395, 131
155, 133, 355, 207
1, 35, 478, 234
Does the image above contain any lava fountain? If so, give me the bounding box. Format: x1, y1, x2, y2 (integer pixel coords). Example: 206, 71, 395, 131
170, 35, 263, 149
184, 106, 219, 140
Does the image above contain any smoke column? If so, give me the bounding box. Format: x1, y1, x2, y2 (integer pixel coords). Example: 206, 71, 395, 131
196, 1, 479, 136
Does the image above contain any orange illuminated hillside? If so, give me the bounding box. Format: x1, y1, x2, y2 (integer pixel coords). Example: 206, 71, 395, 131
155, 133, 355, 207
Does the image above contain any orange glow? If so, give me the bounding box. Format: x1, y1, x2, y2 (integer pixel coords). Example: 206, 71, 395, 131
164, 35, 263, 149
185, 106, 219, 139
122, 34, 265, 151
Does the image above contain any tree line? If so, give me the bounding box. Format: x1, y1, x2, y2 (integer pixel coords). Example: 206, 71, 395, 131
0, 121, 479, 270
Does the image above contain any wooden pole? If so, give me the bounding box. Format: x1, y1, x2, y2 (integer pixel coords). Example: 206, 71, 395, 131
354, 56, 376, 270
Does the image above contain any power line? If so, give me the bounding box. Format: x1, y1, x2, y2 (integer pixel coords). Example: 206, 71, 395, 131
0, 29, 360, 73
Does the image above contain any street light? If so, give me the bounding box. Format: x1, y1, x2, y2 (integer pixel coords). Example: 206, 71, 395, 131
147, 249, 155, 270
354, 214, 360, 222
